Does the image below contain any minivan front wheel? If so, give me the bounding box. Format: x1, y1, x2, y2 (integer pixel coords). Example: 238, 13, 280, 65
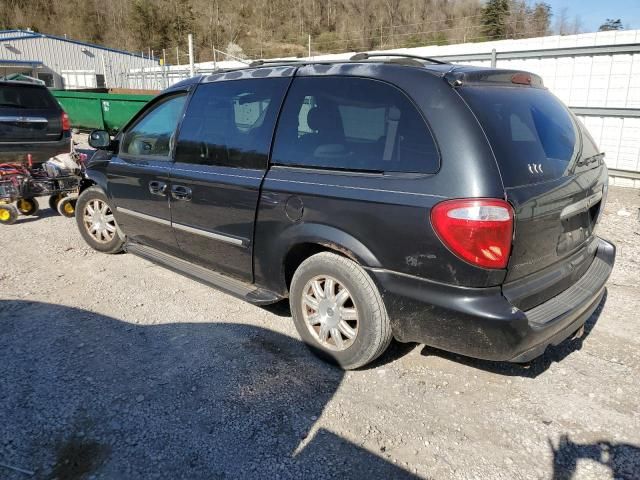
290, 252, 392, 369
75, 186, 124, 254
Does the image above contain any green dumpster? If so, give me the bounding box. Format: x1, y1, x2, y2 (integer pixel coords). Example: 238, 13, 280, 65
51, 91, 155, 133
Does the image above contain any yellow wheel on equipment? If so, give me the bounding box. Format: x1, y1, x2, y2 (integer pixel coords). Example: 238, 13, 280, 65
16, 198, 39, 216
49, 194, 63, 213
57, 196, 77, 218
0, 204, 18, 225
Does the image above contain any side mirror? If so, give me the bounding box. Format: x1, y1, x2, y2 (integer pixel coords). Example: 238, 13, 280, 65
88, 130, 112, 150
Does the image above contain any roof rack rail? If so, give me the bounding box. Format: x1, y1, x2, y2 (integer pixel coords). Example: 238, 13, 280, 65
249, 58, 309, 67
350, 52, 449, 65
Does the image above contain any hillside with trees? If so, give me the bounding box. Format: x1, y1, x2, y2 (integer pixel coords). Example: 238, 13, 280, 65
1, 0, 575, 63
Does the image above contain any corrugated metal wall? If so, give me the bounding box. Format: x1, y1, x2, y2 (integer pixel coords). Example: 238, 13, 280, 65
0, 31, 157, 89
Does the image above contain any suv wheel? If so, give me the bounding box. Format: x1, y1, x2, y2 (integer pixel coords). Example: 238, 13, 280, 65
75, 186, 124, 254
290, 252, 392, 369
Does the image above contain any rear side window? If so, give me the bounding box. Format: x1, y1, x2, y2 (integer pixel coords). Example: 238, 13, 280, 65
0, 85, 57, 109
175, 78, 290, 169
460, 87, 579, 186
272, 77, 439, 173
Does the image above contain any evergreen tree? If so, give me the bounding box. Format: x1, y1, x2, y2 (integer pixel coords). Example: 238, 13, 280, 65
598, 19, 623, 31
482, 0, 510, 39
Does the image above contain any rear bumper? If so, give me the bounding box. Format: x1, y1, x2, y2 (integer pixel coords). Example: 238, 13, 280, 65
369, 238, 615, 362
0, 132, 71, 164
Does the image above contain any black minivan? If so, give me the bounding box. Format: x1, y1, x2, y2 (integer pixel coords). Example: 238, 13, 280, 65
79, 55, 615, 369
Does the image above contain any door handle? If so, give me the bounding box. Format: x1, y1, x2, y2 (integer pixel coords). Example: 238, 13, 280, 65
171, 185, 192, 201
148, 181, 167, 196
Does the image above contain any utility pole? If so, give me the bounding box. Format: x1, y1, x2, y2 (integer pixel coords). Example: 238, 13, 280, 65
101, 55, 108, 88
162, 49, 167, 89
260, 17, 263, 58
213, 44, 217, 69
188, 34, 195, 77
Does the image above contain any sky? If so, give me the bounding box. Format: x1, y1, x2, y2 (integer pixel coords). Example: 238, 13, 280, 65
545, 0, 640, 32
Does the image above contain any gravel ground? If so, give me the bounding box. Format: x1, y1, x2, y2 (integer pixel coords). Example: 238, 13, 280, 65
1, 186, 639, 480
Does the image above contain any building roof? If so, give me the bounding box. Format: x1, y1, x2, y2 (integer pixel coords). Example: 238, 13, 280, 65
0, 59, 43, 65
0, 29, 36, 40
0, 29, 155, 60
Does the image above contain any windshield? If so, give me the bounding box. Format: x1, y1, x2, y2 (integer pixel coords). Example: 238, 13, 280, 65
460, 86, 579, 187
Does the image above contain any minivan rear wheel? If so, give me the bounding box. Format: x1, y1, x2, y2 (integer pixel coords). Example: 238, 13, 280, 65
290, 252, 392, 369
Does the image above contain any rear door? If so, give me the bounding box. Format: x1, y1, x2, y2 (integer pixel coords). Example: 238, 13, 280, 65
460, 85, 607, 309
107, 92, 187, 255
170, 74, 292, 281
0, 83, 62, 142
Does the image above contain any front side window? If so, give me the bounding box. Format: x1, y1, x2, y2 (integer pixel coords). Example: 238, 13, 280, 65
271, 77, 439, 173
121, 94, 187, 159
175, 78, 290, 169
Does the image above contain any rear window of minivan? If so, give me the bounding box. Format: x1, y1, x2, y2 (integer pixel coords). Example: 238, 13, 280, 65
460, 86, 579, 187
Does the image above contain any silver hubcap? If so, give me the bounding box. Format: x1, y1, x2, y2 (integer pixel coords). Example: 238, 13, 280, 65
301, 275, 358, 351
83, 199, 116, 243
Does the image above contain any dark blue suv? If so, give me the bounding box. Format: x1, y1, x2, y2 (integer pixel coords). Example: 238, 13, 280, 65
79, 54, 615, 369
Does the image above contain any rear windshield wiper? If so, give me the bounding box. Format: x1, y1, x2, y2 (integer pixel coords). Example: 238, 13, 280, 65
575, 153, 604, 168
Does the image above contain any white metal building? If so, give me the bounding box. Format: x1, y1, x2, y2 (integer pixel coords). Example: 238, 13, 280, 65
0, 29, 158, 89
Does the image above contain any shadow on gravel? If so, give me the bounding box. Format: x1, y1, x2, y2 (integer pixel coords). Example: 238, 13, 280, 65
259, 300, 418, 370
8, 207, 59, 225
419, 290, 608, 379
550, 434, 640, 480
259, 298, 292, 318
0, 300, 419, 480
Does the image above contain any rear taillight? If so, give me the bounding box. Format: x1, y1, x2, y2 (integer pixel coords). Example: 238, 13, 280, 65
61, 112, 71, 131
431, 198, 514, 269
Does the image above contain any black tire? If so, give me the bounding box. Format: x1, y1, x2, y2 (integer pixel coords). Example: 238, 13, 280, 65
16, 198, 39, 216
289, 252, 392, 370
75, 186, 124, 254
48, 194, 63, 213
0, 204, 19, 225
57, 196, 77, 218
